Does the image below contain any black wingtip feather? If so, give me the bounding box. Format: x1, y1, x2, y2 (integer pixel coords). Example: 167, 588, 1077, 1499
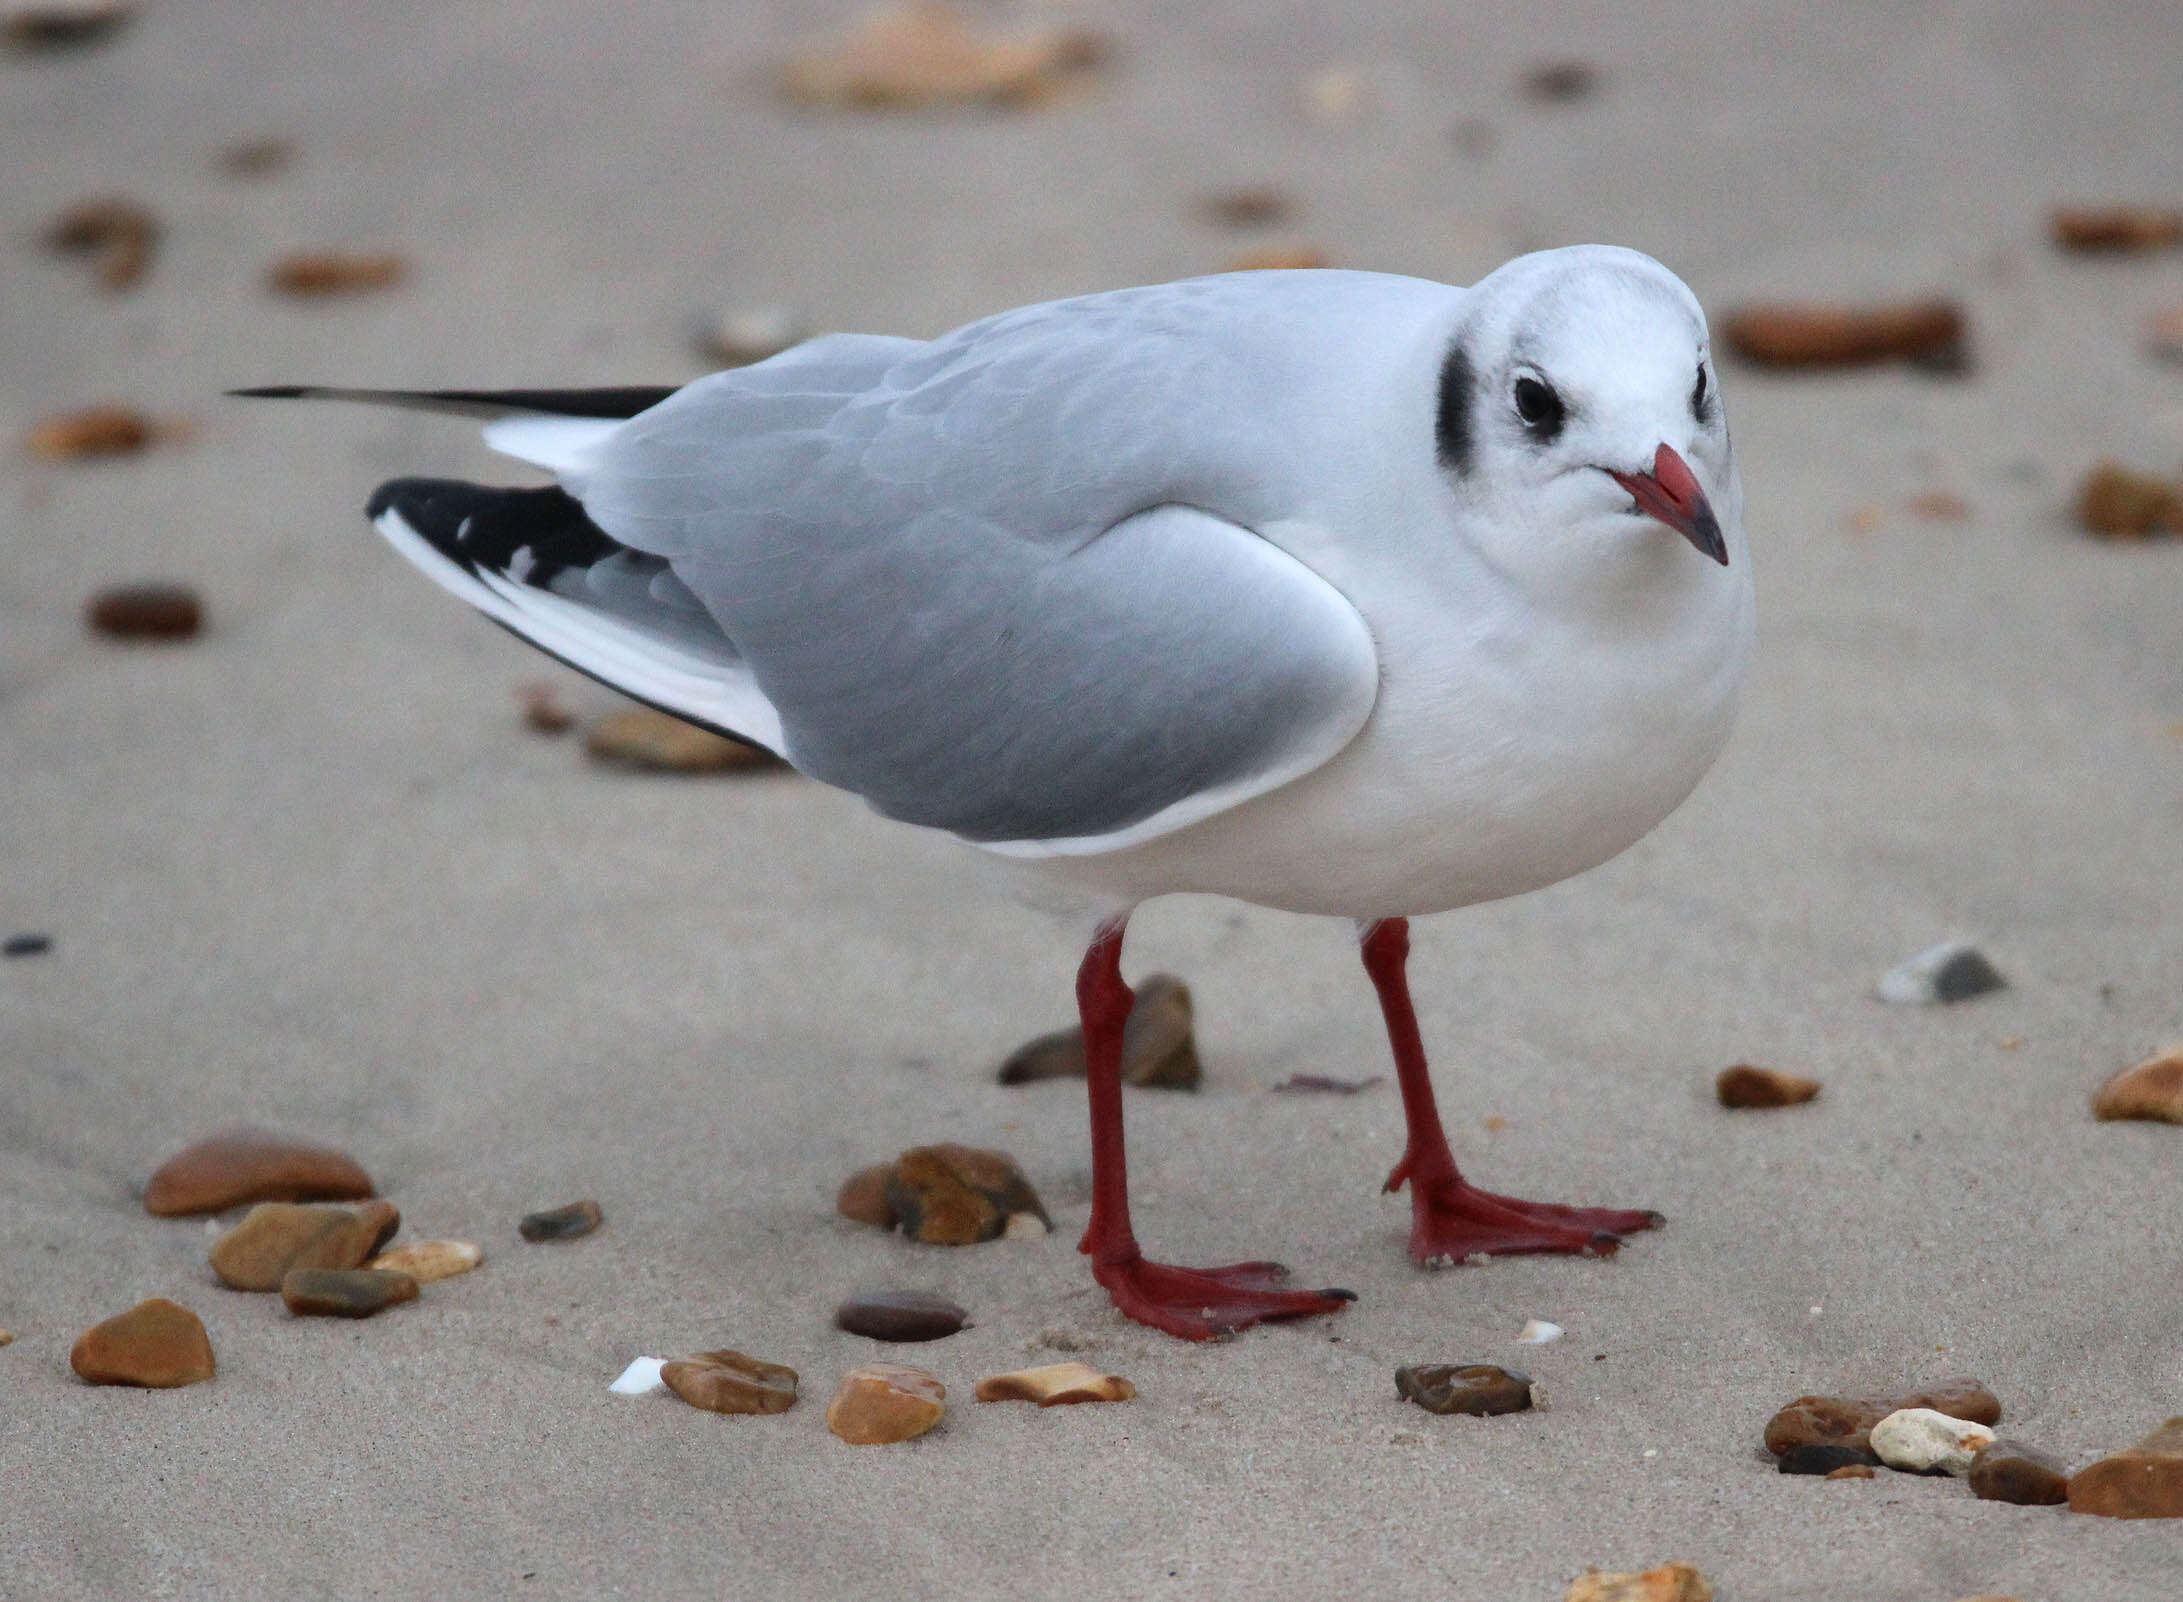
228, 384, 678, 419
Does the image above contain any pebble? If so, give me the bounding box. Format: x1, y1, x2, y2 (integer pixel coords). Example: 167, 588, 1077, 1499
834, 1290, 969, 1342
2075, 460, 2183, 538
29, 405, 153, 460
883, 1143, 1051, 1245
1877, 939, 2007, 1004
266, 250, 406, 296
1001, 1210, 1048, 1239
3, 933, 51, 957
974, 1362, 1135, 1406
143, 1127, 374, 1216
1715, 1064, 1821, 1109
1870, 1406, 1996, 1475
2067, 1416, 2183, 1518
609, 1357, 669, 1397
210, 1200, 401, 1291
1201, 187, 1291, 228
1271, 1073, 1382, 1094
1778, 1443, 1881, 1475
69, 1297, 214, 1387
1225, 245, 1331, 272
366, 1238, 483, 1283
1722, 301, 1968, 371
662, 1349, 799, 1415
2, 1, 134, 52
1523, 60, 1599, 103
1825, 1463, 1877, 1480
281, 1267, 419, 1317
2050, 205, 2183, 252
1763, 1377, 2001, 1457
693, 305, 805, 368
1968, 1439, 2070, 1506
995, 972, 1200, 1089
1515, 1319, 1563, 1345
1563, 1563, 1713, 1602
43, 195, 159, 290
584, 707, 780, 773
516, 681, 576, 734
86, 582, 204, 640
2091, 1050, 2183, 1124
519, 1199, 603, 1242
2147, 306, 2183, 364
835, 1163, 899, 1229
778, 2, 1107, 110
826, 1361, 946, 1444
217, 136, 293, 178
1394, 1363, 1533, 1417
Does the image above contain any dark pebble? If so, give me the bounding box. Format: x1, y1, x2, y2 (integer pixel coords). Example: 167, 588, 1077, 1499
86, 582, 202, 641
1969, 1439, 2071, 1506
280, 1267, 418, 1317
1523, 60, 1599, 103
1394, 1363, 1532, 1417
1779, 1442, 1882, 1475
3, 933, 52, 957
833, 1290, 970, 1342
519, 1199, 603, 1242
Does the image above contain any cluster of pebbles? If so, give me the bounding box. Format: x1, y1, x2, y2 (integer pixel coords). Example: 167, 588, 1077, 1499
58, 1129, 594, 1388
1763, 1377, 2182, 1518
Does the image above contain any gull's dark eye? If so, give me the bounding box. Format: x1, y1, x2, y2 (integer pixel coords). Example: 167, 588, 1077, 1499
1691, 362, 1712, 421
1512, 375, 1565, 441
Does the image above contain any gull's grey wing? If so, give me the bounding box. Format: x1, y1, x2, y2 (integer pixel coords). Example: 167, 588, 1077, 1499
572, 280, 1399, 851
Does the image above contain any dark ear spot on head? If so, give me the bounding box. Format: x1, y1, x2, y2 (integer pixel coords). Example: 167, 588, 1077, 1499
1435, 344, 1473, 474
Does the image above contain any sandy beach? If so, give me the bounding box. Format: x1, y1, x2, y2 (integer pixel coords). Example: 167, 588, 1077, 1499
4, 3, 2180, 1598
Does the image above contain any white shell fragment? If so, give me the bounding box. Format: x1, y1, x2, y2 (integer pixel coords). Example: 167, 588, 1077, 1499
609, 1356, 670, 1397
1877, 939, 2007, 1004
1515, 1319, 1564, 1345
1869, 1406, 1996, 1475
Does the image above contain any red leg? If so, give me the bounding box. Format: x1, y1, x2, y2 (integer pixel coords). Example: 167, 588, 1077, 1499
1361, 918, 1662, 1266
1077, 916, 1354, 1340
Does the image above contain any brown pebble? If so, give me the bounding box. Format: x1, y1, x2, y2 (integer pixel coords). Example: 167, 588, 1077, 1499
1271, 1073, 1383, 1095
584, 707, 781, 772
1715, 1064, 1821, 1110
1763, 1377, 2002, 1457
210, 1200, 401, 1292
1202, 187, 1291, 228
834, 1290, 969, 1342
996, 973, 1200, 1089
2146, 307, 2183, 364
1225, 245, 1331, 273
662, 1349, 799, 1414
1395, 1363, 1533, 1417
1722, 300, 1967, 370
835, 1163, 900, 1229
281, 1267, 418, 1317
266, 251, 407, 296
1564, 1563, 1712, 1602
218, 136, 293, 177
1906, 490, 1971, 521
86, 582, 203, 641
1523, 60, 1599, 103
2091, 1050, 2183, 1123
1968, 1439, 2070, 1506
2068, 1416, 2183, 1518
975, 1361, 1135, 1406
517, 681, 576, 734
1825, 1463, 1876, 1480
779, 2, 1107, 110
885, 1143, 1050, 1245
2050, 206, 2183, 253
42, 196, 159, 290
366, 1238, 483, 1283
144, 1127, 374, 1216
519, 1199, 603, 1242
28, 405, 152, 461
3, 1, 134, 51
2074, 461, 2183, 538
69, 1297, 214, 1387
826, 1361, 946, 1443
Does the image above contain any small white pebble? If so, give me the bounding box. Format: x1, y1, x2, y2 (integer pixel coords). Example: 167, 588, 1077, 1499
1003, 1211, 1049, 1239
1642, 1448, 1659, 1458
609, 1356, 669, 1397
1869, 1406, 1996, 1475
1809, 1305, 1823, 1317
1516, 1318, 1564, 1345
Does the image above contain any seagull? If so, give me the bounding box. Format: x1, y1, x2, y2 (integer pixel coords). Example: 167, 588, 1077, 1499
238, 244, 1753, 1341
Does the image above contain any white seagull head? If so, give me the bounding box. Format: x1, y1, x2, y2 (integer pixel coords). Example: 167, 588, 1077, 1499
1435, 244, 1742, 596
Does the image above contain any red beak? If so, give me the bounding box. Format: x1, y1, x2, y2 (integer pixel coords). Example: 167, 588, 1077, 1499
1608, 444, 1727, 565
